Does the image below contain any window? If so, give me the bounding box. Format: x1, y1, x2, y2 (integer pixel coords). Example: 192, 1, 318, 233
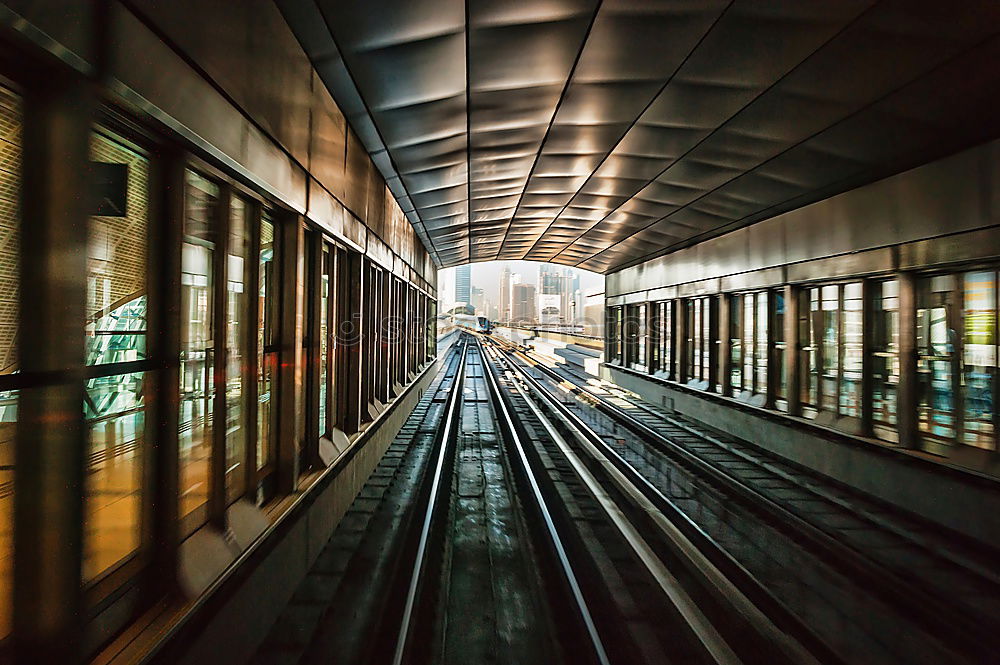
318, 246, 330, 438
756, 292, 769, 395
84, 129, 151, 581
840, 283, 863, 418
257, 212, 277, 475
918, 272, 997, 451
774, 290, 786, 406
0, 86, 20, 639
226, 194, 250, 499
800, 282, 862, 419
730, 295, 743, 393
631, 303, 647, 371
962, 271, 996, 449
730, 292, 767, 397
872, 280, 899, 434
608, 306, 623, 364
179, 170, 217, 528
658, 301, 673, 379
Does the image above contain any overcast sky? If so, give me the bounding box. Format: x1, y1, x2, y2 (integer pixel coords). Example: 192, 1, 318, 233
439, 260, 604, 305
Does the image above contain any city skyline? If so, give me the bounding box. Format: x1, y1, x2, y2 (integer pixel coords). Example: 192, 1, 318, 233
438, 260, 603, 311
438, 260, 604, 324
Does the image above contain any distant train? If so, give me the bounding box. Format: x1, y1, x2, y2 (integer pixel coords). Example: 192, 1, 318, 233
454, 313, 493, 334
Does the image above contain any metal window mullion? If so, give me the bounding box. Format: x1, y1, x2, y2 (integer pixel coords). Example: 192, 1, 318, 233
861, 279, 875, 436
303, 231, 322, 468
243, 203, 261, 501
785, 285, 801, 415
897, 273, 919, 448
276, 213, 302, 494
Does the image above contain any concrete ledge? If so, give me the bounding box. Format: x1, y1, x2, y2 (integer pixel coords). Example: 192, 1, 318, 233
607, 365, 1000, 549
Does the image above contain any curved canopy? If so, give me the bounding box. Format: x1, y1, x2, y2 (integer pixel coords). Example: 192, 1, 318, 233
281, 0, 1000, 271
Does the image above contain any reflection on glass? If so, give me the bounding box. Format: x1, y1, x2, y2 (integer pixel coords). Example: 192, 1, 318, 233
962, 271, 995, 449
774, 290, 786, 402
258, 213, 275, 472
84, 372, 144, 581
319, 248, 329, 437
821, 285, 839, 411
756, 292, 768, 394
702, 298, 712, 388
226, 196, 249, 498
180, 171, 218, 524
841, 283, 863, 417
802, 287, 820, 410
87, 132, 148, 365
729, 296, 741, 392
0, 85, 19, 639
873, 280, 899, 429
743, 295, 753, 391
918, 275, 957, 442
636, 304, 647, 369
692, 299, 702, 380
84, 130, 149, 582
660, 301, 672, 378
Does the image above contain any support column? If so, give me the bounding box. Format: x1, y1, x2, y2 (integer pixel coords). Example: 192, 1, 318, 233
677, 299, 690, 384
860, 279, 875, 437
147, 146, 184, 588
14, 77, 92, 665
785, 285, 801, 416
337, 250, 363, 435
897, 272, 919, 448
209, 185, 231, 528
276, 215, 303, 493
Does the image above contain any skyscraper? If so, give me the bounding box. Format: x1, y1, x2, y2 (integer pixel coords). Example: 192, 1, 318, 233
455, 264, 471, 307
499, 264, 511, 322
511, 283, 536, 323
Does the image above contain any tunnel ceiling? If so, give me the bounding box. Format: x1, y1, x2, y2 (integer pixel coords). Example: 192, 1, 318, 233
280, 0, 1000, 272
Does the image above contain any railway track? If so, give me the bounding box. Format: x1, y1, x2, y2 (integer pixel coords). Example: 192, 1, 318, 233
484, 332, 1000, 665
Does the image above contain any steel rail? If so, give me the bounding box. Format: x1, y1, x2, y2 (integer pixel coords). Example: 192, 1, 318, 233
391, 338, 469, 665
485, 340, 827, 665
477, 338, 612, 665
496, 339, 979, 664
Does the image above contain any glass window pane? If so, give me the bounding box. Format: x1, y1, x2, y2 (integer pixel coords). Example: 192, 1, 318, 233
962, 271, 995, 449
226, 195, 249, 498
258, 213, 275, 471
84, 129, 149, 582
87, 132, 149, 366
730, 295, 742, 393
743, 295, 753, 390
702, 298, 711, 383
180, 171, 218, 524
756, 292, 768, 394
873, 280, 899, 429
821, 285, 839, 411
0, 86, 19, 640
774, 290, 786, 401
636, 304, 646, 368
841, 283, 863, 417
319, 248, 329, 437
918, 275, 957, 441
83, 371, 145, 581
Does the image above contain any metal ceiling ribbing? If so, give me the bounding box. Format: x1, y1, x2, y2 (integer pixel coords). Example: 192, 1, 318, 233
279, 0, 1000, 272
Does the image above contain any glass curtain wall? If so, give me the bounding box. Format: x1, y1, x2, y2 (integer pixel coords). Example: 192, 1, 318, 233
84, 129, 150, 582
